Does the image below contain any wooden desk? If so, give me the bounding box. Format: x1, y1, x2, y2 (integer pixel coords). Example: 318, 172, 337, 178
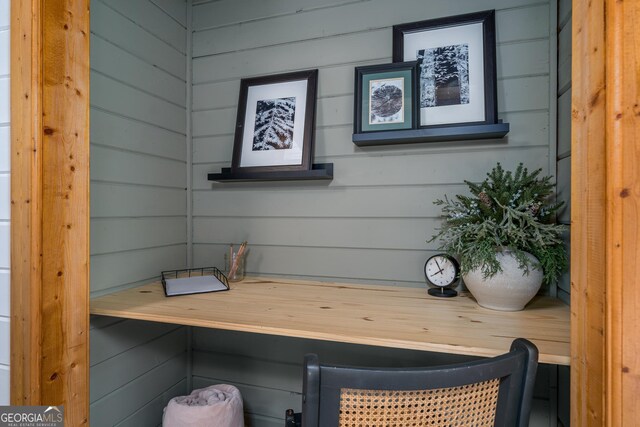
90, 277, 570, 365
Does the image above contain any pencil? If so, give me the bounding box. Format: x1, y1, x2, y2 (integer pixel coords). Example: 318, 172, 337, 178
229, 241, 247, 278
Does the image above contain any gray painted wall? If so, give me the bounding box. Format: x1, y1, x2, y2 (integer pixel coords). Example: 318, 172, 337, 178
190, 0, 556, 287
0, 0, 9, 406
89, 0, 189, 425
189, 0, 560, 425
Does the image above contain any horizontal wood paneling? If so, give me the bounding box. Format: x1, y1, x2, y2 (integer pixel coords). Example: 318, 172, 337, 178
194, 217, 442, 250
114, 380, 187, 427
191, 245, 448, 285
91, 145, 186, 189
557, 156, 571, 224
558, 18, 572, 95
91, 36, 186, 107
91, 328, 186, 401
195, 146, 550, 189
0, 365, 8, 405
193, 29, 390, 84
91, 109, 186, 161
90, 0, 188, 424
92, 218, 187, 255
151, 0, 187, 27
192, 376, 300, 421
557, 89, 572, 158
558, 0, 571, 27
194, 110, 549, 161
90, 353, 187, 427
194, 185, 469, 218
190, 1, 558, 425
91, 0, 186, 79
193, 2, 548, 57
0, 318, 8, 364
92, 183, 187, 218
0, 0, 7, 28
0, 30, 8, 76
0, 271, 8, 316
192, 0, 372, 30
0, 77, 8, 123
91, 245, 187, 295
90, 318, 179, 364
99, 0, 186, 53
0, 174, 8, 220
192, 76, 548, 138
0, 223, 8, 268
90, 318, 187, 426
91, 73, 186, 135
0, 127, 9, 171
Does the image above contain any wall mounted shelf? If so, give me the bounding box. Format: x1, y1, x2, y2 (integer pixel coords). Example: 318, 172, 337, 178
208, 163, 333, 183
352, 122, 509, 147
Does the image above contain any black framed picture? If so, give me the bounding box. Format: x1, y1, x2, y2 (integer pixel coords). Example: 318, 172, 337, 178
231, 69, 318, 172
353, 61, 418, 134
393, 10, 497, 128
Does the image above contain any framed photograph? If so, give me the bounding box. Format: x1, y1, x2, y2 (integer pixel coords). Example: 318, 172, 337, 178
353, 62, 418, 134
393, 10, 497, 128
231, 70, 318, 172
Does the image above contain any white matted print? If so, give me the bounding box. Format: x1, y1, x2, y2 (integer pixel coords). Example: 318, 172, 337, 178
368, 77, 405, 125
403, 22, 484, 126
240, 79, 308, 168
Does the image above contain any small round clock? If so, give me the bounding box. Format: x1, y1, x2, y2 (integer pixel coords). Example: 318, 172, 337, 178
424, 254, 460, 298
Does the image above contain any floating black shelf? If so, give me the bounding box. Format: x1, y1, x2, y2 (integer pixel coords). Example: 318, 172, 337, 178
352, 122, 509, 147
208, 163, 334, 183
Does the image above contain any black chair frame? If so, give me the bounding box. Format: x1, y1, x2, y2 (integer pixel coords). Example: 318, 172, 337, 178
288, 338, 538, 427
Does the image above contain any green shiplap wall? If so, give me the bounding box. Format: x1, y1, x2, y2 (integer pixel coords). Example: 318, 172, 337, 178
190, 0, 556, 286
90, 1, 189, 426
189, 0, 560, 425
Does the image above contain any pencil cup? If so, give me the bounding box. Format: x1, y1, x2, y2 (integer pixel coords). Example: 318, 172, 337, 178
225, 252, 245, 282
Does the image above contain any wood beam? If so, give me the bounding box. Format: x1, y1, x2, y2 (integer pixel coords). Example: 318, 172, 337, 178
571, 0, 640, 425
571, 0, 607, 424
605, 0, 640, 424
11, 0, 90, 424
10, 0, 44, 405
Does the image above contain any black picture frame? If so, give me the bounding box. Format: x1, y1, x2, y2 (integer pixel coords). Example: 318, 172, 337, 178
231, 69, 318, 173
393, 10, 497, 129
353, 61, 419, 135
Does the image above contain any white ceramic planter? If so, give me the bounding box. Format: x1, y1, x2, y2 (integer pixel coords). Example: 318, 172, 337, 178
462, 250, 543, 311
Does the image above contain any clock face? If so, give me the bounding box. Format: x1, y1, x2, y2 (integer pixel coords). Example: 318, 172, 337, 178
425, 254, 459, 288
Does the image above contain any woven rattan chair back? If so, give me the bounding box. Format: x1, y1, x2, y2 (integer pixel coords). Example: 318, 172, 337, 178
301, 339, 538, 427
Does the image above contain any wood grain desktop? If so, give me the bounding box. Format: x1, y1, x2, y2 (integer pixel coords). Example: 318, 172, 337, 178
90, 277, 570, 365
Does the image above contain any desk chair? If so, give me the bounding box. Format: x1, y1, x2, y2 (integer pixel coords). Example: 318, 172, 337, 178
285, 338, 538, 427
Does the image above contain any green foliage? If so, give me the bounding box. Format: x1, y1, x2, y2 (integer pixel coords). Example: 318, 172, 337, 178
428, 163, 568, 284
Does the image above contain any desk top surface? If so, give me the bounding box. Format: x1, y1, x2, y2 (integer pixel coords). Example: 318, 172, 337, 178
90, 277, 570, 365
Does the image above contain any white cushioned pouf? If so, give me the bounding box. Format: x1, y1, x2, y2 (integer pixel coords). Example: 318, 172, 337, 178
163, 384, 244, 427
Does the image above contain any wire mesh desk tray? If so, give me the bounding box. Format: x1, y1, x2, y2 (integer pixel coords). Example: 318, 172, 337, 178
161, 267, 230, 297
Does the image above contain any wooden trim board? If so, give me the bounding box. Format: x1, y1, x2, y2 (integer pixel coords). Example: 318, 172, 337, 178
10, 0, 90, 424
571, 0, 640, 425
604, 0, 640, 424
91, 277, 571, 365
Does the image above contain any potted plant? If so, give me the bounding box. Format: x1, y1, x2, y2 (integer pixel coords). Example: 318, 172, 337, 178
429, 163, 568, 311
